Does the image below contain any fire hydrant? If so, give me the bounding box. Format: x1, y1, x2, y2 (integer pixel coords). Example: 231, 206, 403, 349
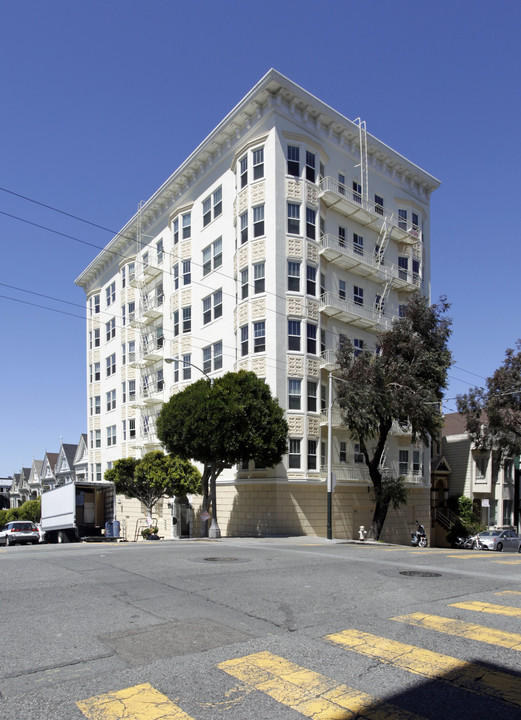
358, 526, 368, 541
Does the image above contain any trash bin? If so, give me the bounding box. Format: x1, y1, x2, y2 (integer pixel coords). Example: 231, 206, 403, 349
105, 520, 120, 538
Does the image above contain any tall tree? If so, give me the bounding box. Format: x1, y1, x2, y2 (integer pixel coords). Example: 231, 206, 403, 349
334, 294, 452, 540
156, 370, 288, 537
105, 451, 201, 521
456, 339, 521, 461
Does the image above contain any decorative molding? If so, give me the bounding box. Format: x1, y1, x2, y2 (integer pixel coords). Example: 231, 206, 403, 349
287, 237, 303, 258
287, 355, 304, 376
287, 416, 304, 434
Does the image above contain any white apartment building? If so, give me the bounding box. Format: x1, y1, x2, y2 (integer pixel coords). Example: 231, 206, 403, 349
76, 70, 440, 542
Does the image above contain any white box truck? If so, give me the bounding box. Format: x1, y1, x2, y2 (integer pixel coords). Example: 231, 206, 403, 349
40, 482, 116, 543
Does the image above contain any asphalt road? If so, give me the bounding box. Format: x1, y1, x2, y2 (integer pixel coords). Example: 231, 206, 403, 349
1, 537, 521, 719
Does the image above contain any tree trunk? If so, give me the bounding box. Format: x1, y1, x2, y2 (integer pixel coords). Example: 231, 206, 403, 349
200, 468, 210, 537
369, 493, 391, 540
366, 464, 390, 541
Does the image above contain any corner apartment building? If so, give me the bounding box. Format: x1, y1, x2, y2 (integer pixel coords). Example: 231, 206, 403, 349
76, 70, 440, 542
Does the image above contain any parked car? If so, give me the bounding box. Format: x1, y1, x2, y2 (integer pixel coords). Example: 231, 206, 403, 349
477, 529, 520, 552
0, 521, 40, 546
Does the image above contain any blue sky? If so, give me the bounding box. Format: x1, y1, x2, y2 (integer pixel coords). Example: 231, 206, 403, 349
1, 0, 520, 476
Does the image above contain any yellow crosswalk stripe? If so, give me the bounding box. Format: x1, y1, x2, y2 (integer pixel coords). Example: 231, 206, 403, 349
326, 629, 521, 707
218, 650, 424, 719
391, 612, 521, 650
77, 683, 194, 720
449, 601, 521, 617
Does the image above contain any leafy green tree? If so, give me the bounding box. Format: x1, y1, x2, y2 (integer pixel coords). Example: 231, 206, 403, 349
156, 370, 289, 537
18, 498, 41, 523
105, 451, 201, 521
456, 340, 521, 461
335, 294, 452, 540
0, 509, 8, 526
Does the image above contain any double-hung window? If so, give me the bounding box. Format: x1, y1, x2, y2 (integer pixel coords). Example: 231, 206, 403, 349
240, 211, 248, 244
203, 238, 222, 276
240, 155, 248, 188
93, 294, 100, 314
94, 395, 101, 414
288, 261, 300, 292
287, 203, 300, 234
306, 208, 316, 239
288, 439, 301, 468
240, 325, 248, 356
106, 317, 116, 342
307, 324, 317, 354
107, 425, 117, 447
240, 268, 249, 299
305, 151, 316, 182
182, 260, 191, 286
182, 354, 191, 380
253, 321, 265, 353
307, 381, 317, 412
106, 354, 116, 377
398, 209, 407, 230
353, 233, 363, 256
182, 212, 191, 239
413, 450, 421, 475
339, 442, 347, 463
339, 279, 346, 300
288, 379, 301, 410
182, 307, 191, 333
203, 346, 212, 375
306, 265, 316, 296
93, 328, 100, 347
203, 296, 212, 325
203, 187, 222, 226
354, 338, 364, 357
253, 263, 265, 293
287, 146, 300, 176
253, 205, 264, 237
354, 286, 364, 306
288, 320, 301, 351
94, 429, 101, 449
213, 289, 222, 318
354, 443, 364, 463
173, 263, 179, 290
173, 217, 179, 244
398, 256, 408, 280
353, 181, 362, 204
213, 341, 222, 370
128, 379, 136, 401
338, 226, 346, 247
252, 148, 264, 180
156, 239, 164, 264
106, 389, 116, 412
338, 173, 346, 195
106, 281, 116, 307
308, 440, 317, 470
375, 194, 384, 215
399, 450, 409, 475
202, 290, 222, 324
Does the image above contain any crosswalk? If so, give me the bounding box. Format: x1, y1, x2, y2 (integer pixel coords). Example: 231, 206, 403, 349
77, 591, 521, 719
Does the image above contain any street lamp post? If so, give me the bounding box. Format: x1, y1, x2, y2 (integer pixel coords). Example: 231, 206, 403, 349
164, 357, 221, 539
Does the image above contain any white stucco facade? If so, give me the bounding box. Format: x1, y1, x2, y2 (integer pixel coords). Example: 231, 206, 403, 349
76, 70, 440, 542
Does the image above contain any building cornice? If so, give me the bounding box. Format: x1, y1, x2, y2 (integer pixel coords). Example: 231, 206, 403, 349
76, 68, 440, 290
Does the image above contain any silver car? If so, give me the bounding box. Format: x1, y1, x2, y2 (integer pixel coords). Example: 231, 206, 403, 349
477, 529, 520, 552
0, 521, 40, 546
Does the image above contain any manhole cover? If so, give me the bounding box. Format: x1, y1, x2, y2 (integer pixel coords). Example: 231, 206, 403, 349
204, 557, 238, 562
400, 571, 441, 577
